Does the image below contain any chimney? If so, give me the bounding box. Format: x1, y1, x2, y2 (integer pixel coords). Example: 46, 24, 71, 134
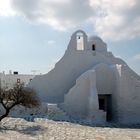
13, 71, 18, 75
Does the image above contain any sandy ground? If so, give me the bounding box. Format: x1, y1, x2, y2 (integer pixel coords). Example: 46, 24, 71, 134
0, 117, 140, 140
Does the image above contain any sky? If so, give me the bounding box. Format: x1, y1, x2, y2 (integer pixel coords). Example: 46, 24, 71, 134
0, 0, 140, 75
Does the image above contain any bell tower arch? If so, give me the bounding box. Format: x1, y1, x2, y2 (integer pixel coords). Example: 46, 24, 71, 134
67, 30, 88, 51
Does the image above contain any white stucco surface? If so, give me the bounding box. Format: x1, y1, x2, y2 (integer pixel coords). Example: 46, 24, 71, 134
0, 73, 35, 89
112, 65, 140, 124
30, 30, 140, 124
30, 30, 125, 102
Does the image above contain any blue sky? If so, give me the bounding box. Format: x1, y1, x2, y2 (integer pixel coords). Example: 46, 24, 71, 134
0, 0, 140, 75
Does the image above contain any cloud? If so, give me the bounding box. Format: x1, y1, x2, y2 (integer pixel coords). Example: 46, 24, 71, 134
1, 0, 140, 40
11, 0, 94, 31
133, 54, 140, 60
47, 40, 55, 45
93, 0, 140, 40
0, 0, 15, 16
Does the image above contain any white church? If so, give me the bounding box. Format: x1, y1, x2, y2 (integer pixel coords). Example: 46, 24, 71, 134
30, 30, 140, 124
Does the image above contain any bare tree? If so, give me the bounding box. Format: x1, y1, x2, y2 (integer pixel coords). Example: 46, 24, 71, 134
0, 83, 40, 121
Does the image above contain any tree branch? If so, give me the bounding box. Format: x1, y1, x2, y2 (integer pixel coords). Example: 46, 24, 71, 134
1, 100, 7, 110
0, 83, 40, 122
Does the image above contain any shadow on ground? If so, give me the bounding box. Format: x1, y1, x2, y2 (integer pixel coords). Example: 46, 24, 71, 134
0, 124, 47, 136
2, 113, 140, 130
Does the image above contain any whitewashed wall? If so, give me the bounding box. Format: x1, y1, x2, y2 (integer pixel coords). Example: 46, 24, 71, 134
29, 30, 125, 103
29, 30, 140, 124
0, 73, 35, 89
112, 65, 140, 124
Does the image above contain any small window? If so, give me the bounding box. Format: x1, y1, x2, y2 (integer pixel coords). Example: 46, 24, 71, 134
17, 78, 20, 83
92, 44, 95, 51
30, 79, 32, 82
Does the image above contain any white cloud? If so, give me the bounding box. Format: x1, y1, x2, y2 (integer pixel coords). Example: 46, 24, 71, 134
11, 0, 94, 31
1, 0, 140, 40
133, 54, 140, 60
0, 0, 15, 16
93, 0, 140, 40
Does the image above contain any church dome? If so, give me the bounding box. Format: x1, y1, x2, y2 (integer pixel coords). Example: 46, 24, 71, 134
88, 35, 107, 52
88, 35, 103, 42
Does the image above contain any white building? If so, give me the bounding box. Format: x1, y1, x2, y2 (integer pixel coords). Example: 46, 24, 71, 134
30, 30, 140, 124
0, 71, 35, 89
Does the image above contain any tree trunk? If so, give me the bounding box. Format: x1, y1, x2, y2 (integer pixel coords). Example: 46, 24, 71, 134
0, 109, 10, 121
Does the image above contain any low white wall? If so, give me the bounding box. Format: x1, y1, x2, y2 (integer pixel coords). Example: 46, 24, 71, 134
111, 64, 140, 124
117, 65, 140, 124
62, 71, 90, 119
61, 64, 113, 122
